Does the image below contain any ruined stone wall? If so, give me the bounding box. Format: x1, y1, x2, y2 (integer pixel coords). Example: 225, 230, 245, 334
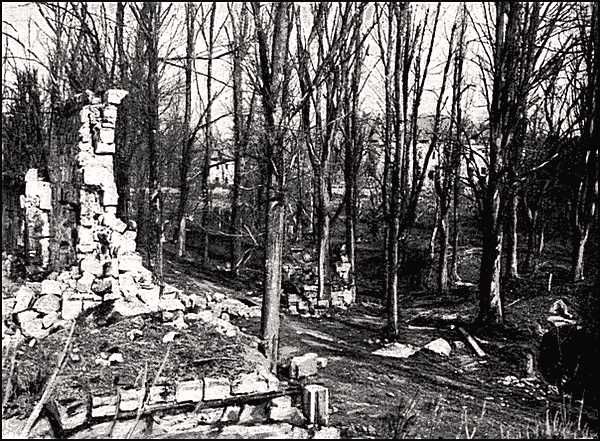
48, 101, 80, 271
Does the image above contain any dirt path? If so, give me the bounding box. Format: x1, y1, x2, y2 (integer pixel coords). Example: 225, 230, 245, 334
162, 254, 584, 438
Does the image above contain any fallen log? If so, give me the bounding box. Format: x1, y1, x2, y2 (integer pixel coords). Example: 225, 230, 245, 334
457, 326, 486, 358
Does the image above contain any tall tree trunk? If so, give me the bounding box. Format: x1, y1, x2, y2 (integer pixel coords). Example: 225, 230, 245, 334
144, 2, 163, 294
253, 1, 291, 372
505, 192, 519, 278
344, 175, 356, 301
572, 227, 589, 282
114, 1, 130, 221
176, 2, 195, 258
437, 203, 449, 294
478, 193, 504, 325
229, 4, 249, 272
524, 210, 537, 273
449, 168, 461, 283
428, 195, 439, 288
200, 3, 216, 266
316, 176, 331, 301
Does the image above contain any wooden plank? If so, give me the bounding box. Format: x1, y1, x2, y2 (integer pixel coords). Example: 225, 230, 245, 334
457, 326, 486, 358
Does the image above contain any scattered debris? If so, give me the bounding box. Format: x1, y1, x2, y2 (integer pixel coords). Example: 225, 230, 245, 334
162, 331, 178, 344
457, 327, 486, 358
423, 338, 452, 357
372, 342, 420, 359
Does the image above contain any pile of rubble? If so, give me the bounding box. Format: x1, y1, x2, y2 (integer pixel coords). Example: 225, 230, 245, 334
2, 266, 262, 342
281, 246, 355, 316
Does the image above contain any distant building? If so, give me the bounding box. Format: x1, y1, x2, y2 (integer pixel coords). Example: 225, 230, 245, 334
208, 151, 234, 187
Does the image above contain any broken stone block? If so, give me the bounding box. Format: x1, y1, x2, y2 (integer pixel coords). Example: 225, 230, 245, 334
221, 405, 242, 423
372, 342, 420, 359
231, 371, 269, 395
103, 259, 119, 278
16, 309, 39, 325
119, 388, 143, 412
316, 357, 328, 369
42, 312, 59, 329
104, 89, 128, 105
453, 340, 466, 351
76, 272, 95, 293
175, 380, 204, 403
38, 182, 52, 211
21, 317, 48, 340
92, 395, 118, 418
268, 396, 305, 424
55, 399, 88, 432
190, 310, 214, 323
80, 257, 104, 277
316, 300, 330, 309
213, 318, 237, 337
302, 384, 329, 426
118, 253, 143, 273
195, 408, 224, 424
83, 165, 112, 187
78, 225, 94, 246
289, 353, 319, 379
159, 298, 185, 312
29, 416, 54, 438
95, 140, 115, 155
313, 427, 341, 439
138, 286, 160, 311
91, 277, 112, 294
203, 377, 231, 401
103, 213, 127, 234
119, 273, 138, 301
2, 297, 15, 318
238, 402, 268, 424
83, 300, 102, 311
97, 127, 115, 145
41, 279, 63, 296
102, 104, 117, 126
297, 301, 309, 313
25, 168, 38, 182
148, 385, 176, 406
25, 179, 42, 198
33, 295, 61, 315
13, 286, 35, 313
424, 338, 452, 357
61, 298, 83, 320
102, 184, 119, 206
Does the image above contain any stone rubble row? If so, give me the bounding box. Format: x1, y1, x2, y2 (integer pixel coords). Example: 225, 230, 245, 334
282, 247, 355, 317
3, 271, 262, 341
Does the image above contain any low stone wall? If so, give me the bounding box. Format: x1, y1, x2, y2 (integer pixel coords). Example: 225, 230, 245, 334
10, 379, 337, 439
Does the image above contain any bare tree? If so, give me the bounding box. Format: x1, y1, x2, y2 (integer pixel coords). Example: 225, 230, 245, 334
433, 4, 466, 293
228, 2, 252, 272
252, 1, 293, 371
375, 2, 450, 337
469, 2, 575, 324
568, 1, 599, 281
175, 2, 197, 258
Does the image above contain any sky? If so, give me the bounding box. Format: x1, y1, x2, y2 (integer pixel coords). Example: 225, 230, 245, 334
2, 2, 489, 137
